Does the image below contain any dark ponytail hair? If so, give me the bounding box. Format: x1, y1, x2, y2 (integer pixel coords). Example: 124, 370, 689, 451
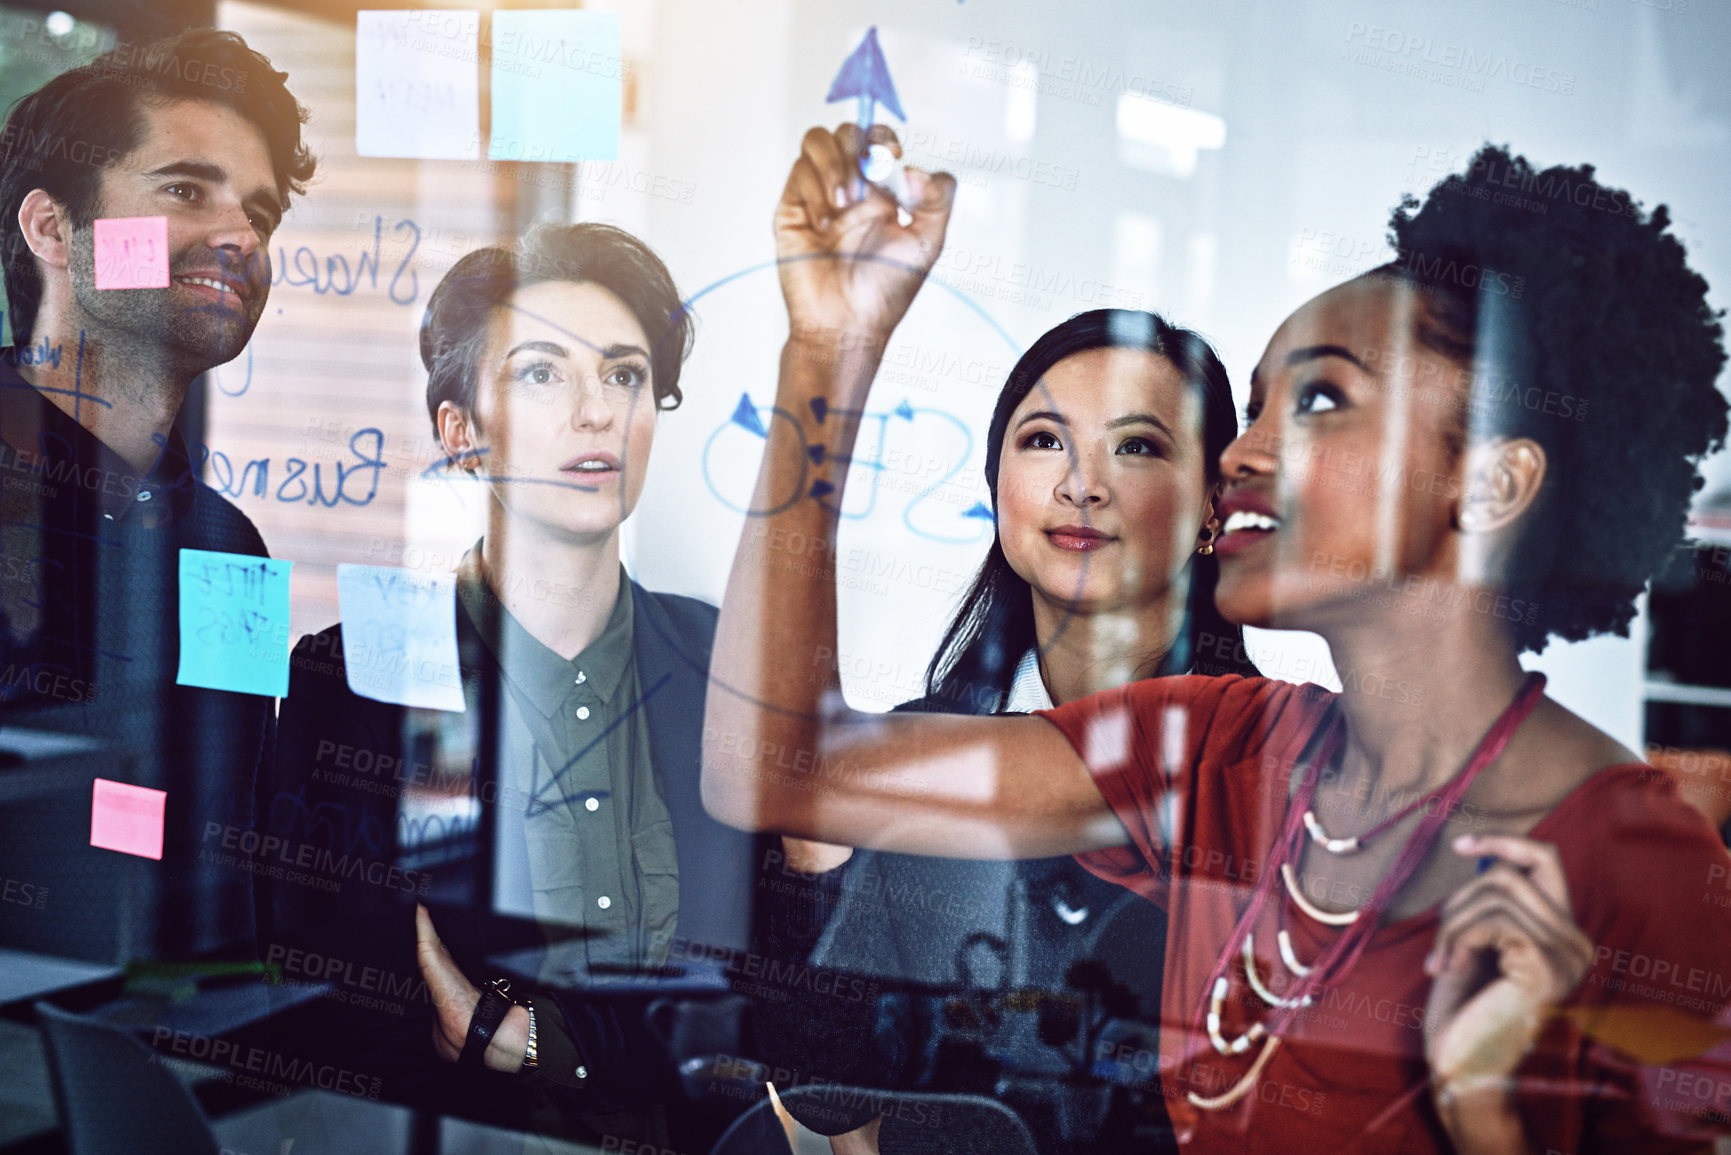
923, 309, 1259, 713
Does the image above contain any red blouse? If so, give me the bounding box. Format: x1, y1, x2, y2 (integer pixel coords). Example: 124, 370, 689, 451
1038, 675, 1731, 1153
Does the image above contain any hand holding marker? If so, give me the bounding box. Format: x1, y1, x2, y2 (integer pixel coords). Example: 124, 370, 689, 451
828, 26, 920, 215
862, 143, 919, 213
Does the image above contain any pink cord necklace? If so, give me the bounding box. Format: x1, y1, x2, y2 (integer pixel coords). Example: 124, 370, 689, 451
1183, 672, 1548, 1113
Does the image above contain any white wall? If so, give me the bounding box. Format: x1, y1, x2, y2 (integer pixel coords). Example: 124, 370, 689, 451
566, 0, 1730, 745
223, 0, 1729, 744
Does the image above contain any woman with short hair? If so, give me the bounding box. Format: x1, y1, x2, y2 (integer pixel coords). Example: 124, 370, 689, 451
268, 222, 760, 1152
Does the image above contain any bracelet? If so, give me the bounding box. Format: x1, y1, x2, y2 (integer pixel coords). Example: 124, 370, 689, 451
459, 978, 514, 1072
521, 1001, 539, 1073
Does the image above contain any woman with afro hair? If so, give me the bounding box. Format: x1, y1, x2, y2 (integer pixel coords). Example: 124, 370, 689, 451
703, 124, 1731, 1154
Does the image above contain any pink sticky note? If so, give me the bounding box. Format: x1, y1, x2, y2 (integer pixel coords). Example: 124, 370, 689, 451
90, 778, 166, 860
93, 216, 169, 290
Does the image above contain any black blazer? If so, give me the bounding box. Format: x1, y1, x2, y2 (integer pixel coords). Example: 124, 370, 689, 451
0, 363, 273, 962
258, 580, 765, 1113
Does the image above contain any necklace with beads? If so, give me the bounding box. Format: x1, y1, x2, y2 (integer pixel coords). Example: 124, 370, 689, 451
1182, 672, 1547, 1114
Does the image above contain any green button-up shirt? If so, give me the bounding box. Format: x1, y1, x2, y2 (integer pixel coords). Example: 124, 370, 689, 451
457, 550, 680, 975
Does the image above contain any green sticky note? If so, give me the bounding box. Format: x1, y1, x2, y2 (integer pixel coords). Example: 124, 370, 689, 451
490, 10, 621, 162
176, 549, 293, 697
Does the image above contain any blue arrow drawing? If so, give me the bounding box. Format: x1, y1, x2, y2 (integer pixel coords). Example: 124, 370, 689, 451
731, 393, 767, 437
893, 398, 915, 421
827, 26, 905, 130
963, 502, 995, 522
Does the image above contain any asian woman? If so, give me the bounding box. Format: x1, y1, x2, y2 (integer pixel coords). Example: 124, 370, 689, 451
766, 307, 1257, 1154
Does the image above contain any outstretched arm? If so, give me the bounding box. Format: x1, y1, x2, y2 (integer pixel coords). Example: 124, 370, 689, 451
702, 125, 1125, 860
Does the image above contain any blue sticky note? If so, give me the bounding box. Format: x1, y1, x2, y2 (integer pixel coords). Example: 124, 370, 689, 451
490, 10, 621, 162
176, 549, 293, 697
336, 564, 466, 712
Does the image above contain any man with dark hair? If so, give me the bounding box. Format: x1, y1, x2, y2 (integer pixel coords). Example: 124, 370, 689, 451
0, 29, 315, 961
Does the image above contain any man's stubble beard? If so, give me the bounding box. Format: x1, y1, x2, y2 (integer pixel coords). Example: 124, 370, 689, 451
65, 231, 266, 382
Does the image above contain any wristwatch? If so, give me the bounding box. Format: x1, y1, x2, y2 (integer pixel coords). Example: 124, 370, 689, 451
521, 1000, 539, 1073
459, 978, 515, 1072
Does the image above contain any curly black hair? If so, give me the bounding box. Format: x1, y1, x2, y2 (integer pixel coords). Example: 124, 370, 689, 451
0, 29, 315, 344
1366, 144, 1728, 653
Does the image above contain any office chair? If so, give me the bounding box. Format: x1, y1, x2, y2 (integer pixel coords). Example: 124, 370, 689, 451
35, 1001, 221, 1155
708, 1084, 1038, 1155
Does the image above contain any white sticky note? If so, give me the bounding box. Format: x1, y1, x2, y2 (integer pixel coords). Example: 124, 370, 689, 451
356, 10, 481, 160
337, 564, 466, 712
490, 10, 621, 163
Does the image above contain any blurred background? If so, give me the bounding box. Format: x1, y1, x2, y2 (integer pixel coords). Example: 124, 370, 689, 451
0, 0, 1722, 965
2, 0, 1719, 740
1, 0, 1729, 1148
100, 0, 1726, 754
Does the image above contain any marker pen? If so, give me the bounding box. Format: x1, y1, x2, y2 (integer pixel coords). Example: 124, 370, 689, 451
861, 143, 920, 211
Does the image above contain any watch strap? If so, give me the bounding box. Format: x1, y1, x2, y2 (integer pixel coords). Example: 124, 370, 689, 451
460, 980, 514, 1072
